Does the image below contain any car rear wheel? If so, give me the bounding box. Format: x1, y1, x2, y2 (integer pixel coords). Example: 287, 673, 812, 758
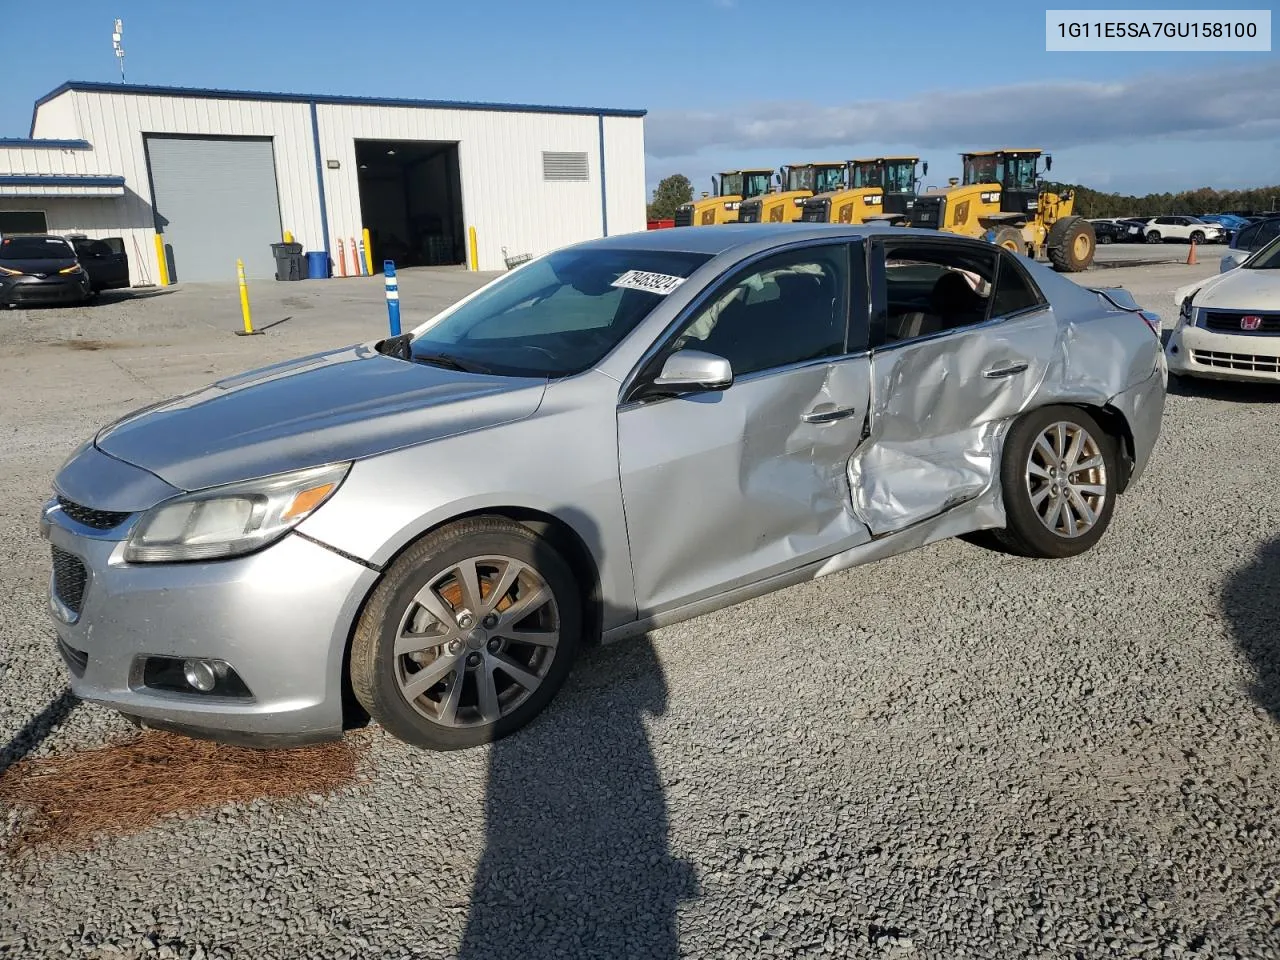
349, 516, 582, 751
995, 406, 1119, 559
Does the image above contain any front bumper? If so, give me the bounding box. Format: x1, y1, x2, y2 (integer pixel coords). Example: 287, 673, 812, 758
40, 498, 380, 745
1166, 323, 1280, 383
1, 274, 91, 305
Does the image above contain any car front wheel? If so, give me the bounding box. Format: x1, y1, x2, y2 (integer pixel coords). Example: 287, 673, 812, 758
349, 516, 583, 750
995, 406, 1119, 559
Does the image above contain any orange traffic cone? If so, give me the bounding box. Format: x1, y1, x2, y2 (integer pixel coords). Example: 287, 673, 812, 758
1186, 239, 1198, 265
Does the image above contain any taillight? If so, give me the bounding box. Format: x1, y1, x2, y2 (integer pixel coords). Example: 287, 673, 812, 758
1138, 310, 1162, 337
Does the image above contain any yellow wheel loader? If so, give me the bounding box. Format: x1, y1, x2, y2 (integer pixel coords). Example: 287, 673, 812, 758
674, 169, 774, 226
902, 149, 1096, 272
798, 156, 928, 225
736, 163, 847, 224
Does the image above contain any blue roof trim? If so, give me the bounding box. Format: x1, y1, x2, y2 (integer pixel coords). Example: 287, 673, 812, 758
0, 174, 125, 187
0, 138, 92, 150
35, 80, 648, 119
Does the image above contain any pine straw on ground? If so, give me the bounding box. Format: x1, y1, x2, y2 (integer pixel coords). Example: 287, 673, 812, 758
0, 728, 367, 856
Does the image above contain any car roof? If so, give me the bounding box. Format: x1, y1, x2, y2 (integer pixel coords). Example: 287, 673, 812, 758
567, 222, 933, 257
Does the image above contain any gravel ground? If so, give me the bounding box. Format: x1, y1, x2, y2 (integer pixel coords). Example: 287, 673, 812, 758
1, 259, 1278, 959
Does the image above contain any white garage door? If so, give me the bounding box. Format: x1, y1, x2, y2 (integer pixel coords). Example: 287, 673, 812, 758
145, 135, 283, 283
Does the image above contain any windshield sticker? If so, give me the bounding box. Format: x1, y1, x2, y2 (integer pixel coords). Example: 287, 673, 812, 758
611, 270, 687, 296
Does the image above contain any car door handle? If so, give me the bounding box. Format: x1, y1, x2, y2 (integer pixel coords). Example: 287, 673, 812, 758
802, 404, 858, 424
983, 362, 1029, 379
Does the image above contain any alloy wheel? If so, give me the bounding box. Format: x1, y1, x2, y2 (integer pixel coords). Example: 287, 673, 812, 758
1024, 421, 1109, 539
393, 555, 560, 728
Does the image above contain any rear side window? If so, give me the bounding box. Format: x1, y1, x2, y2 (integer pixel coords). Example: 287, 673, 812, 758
989, 254, 1044, 318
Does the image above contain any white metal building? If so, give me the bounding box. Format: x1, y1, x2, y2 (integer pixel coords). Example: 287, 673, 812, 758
0, 81, 648, 283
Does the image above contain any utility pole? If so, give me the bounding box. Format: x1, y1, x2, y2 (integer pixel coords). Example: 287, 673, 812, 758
112, 19, 126, 83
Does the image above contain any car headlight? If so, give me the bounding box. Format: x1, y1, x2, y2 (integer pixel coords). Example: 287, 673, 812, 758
1179, 290, 1198, 325
123, 462, 351, 563
0, 266, 22, 276
59, 264, 83, 275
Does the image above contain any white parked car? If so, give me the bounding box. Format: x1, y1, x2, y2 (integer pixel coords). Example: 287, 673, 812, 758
1141, 216, 1223, 245
1168, 235, 1280, 383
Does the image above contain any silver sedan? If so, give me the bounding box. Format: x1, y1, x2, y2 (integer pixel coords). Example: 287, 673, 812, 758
40, 224, 1167, 751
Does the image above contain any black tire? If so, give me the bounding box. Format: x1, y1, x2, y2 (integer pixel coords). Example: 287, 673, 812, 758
994, 405, 1120, 560
1146, 230, 1163, 244
349, 516, 583, 751
1046, 215, 1096, 272
1189, 230, 1204, 245
991, 225, 1024, 254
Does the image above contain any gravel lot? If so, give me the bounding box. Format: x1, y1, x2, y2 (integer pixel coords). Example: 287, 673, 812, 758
1, 256, 1278, 960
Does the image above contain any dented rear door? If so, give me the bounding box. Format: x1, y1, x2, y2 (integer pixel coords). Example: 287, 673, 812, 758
850, 238, 1059, 537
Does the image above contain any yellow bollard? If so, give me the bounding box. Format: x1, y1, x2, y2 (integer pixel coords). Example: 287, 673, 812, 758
153, 233, 169, 286
468, 226, 478, 271
283, 230, 294, 244
362, 227, 374, 276
234, 259, 262, 336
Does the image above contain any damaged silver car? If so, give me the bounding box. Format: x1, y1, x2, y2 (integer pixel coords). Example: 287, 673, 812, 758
41, 224, 1167, 751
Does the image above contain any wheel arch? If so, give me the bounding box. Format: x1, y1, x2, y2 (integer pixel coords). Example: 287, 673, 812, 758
1056, 400, 1137, 494
336, 506, 606, 731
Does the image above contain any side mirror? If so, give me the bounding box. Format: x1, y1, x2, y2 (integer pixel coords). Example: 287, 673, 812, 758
649, 349, 733, 394
921, 161, 928, 177
711, 175, 719, 195
1045, 154, 1053, 171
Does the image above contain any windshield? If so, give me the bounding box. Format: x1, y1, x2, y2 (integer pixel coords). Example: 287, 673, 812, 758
1004, 155, 1038, 190
851, 163, 882, 189
408, 247, 712, 378
1243, 234, 1280, 269
743, 172, 770, 198
962, 155, 998, 185
813, 166, 845, 193
718, 173, 743, 197
0, 236, 75, 260
884, 160, 916, 193
786, 167, 815, 192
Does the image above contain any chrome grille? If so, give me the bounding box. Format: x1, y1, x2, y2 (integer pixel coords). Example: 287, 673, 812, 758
57, 495, 132, 530
51, 546, 88, 615
1202, 311, 1280, 334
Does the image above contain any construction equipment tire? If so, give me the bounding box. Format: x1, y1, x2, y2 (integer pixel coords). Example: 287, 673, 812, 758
1047, 216, 1096, 273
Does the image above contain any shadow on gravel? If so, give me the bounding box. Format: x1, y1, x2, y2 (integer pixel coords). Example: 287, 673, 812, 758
0, 727, 367, 856
457, 636, 698, 959
1168, 375, 1280, 404
0, 687, 80, 777
1222, 535, 1280, 723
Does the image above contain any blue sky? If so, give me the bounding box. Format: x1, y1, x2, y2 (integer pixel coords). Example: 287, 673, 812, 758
5, 0, 1277, 199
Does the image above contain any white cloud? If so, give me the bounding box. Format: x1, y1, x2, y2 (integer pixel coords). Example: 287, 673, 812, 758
643, 60, 1280, 160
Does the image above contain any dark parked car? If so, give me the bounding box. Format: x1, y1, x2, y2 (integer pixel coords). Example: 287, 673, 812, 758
1089, 219, 1134, 244
0, 234, 92, 307
69, 235, 130, 294
1219, 215, 1280, 270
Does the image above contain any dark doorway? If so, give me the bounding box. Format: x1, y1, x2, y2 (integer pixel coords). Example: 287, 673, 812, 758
355, 139, 465, 270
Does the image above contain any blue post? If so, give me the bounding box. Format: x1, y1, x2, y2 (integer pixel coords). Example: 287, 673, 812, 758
384, 260, 401, 336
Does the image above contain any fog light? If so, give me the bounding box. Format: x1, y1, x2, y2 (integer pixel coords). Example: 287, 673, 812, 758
183, 658, 217, 692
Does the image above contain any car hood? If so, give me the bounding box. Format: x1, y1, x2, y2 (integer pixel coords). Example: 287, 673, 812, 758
1173, 268, 1280, 310
0, 256, 78, 274
92, 343, 548, 491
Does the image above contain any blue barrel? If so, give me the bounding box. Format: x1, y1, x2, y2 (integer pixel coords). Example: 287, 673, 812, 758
305, 251, 331, 279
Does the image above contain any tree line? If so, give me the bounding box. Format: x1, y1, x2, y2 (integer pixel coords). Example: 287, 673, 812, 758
646, 172, 1280, 221
1062, 184, 1280, 218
